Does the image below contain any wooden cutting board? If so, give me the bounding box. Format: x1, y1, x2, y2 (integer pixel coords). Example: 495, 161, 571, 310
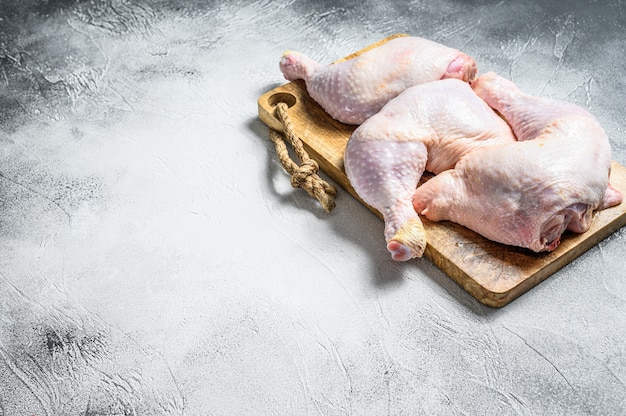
257, 34, 626, 307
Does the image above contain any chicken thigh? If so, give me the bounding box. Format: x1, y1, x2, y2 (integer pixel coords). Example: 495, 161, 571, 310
280, 36, 477, 124
413, 72, 623, 252
344, 79, 516, 261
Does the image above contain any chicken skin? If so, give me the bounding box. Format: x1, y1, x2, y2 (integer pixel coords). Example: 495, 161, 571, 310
344, 79, 516, 261
413, 72, 623, 252
280, 36, 477, 124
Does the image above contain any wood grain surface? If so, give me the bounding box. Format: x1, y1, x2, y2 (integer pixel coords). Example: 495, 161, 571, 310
258, 35, 626, 307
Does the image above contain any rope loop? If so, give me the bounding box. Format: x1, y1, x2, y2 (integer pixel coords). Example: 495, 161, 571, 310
269, 102, 337, 212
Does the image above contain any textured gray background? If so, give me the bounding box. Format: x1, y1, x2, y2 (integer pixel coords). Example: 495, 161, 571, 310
1, 0, 625, 414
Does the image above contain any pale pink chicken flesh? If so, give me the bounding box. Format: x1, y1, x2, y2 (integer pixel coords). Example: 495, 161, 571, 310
344, 79, 516, 261
413, 72, 623, 252
280, 36, 477, 125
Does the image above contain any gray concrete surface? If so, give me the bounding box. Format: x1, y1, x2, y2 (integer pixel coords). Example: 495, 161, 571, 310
1, 0, 625, 414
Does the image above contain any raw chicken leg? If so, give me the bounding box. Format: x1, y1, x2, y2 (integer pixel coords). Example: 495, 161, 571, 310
280, 36, 477, 124
344, 79, 516, 261
413, 72, 623, 252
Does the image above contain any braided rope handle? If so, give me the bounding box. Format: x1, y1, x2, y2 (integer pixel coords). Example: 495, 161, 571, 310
269, 102, 337, 212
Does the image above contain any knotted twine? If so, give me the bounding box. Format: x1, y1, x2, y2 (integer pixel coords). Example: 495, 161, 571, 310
269, 102, 337, 212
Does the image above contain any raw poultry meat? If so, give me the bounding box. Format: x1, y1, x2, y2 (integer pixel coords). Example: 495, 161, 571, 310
344, 78, 516, 261
413, 72, 623, 252
280, 36, 477, 124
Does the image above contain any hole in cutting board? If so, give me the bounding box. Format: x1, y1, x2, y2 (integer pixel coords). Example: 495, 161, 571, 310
268, 92, 296, 108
